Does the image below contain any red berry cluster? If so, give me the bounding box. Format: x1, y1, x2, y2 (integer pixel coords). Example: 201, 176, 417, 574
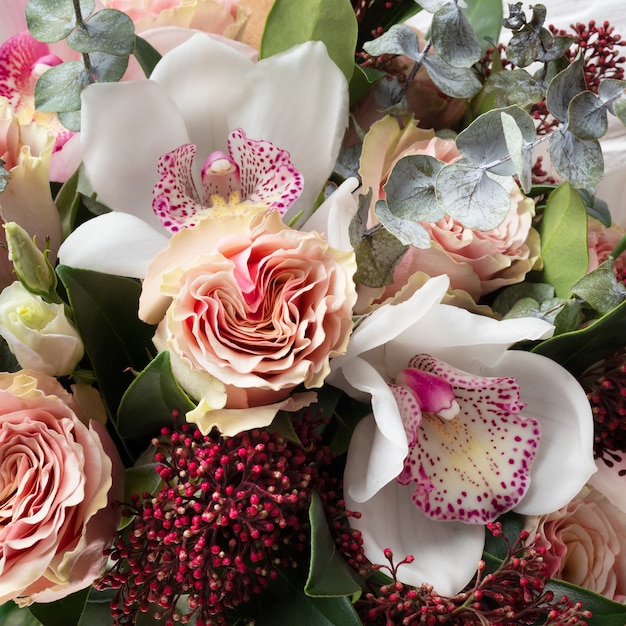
98, 415, 333, 625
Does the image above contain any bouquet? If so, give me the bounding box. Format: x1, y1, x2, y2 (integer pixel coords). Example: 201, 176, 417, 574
0, 0, 625, 624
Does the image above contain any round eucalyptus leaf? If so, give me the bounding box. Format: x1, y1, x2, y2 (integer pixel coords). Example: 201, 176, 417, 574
374, 199, 432, 249
545, 55, 586, 123
58, 109, 82, 132
568, 90, 608, 140
68, 9, 135, 55
435, 164, 511, 231
90, 51, 130, 82
26, 0, 95, 43
431, 1, 481, 68
362, 24, 422, 61
34, 61, 90, 112
485, 68, 544, 108
598, 78, 626, 116
422, 54, 482, 98
384, 154, 445, 222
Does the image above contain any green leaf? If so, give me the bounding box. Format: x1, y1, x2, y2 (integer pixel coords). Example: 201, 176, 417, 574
117, 351, 195, 442
568, 90, 608, 140
28, 587, 90, 626
260, 0, 358, 82
435, 164, 511, 230
546, 54, 586, 123
485, 68, 544, 109
90, 51, 129, 82
362, 24, 421, 60
492, 282, 556, 317
68, 9, 135, 55
305, 492, 363, 598
598, 78, 626, 116
353, 226, 408, 288
56, 266, 156, 418
463, 0, 503, 51
431, 1, 481, 67
537, 182, 589, 298
501, 111, 533, 192
422, 53, 483, 98
532, 298, 626, 376
58, 109, 82, 132
553, 298, 583, 335
0, 603, 41, 626
54, 167, 82, 238
34, 61, 91, 112
133, 35, 162, 78
374, 199, 431, 248
26, 0, 95, 43
548, 127, 604, 193
571, 258, 626, 315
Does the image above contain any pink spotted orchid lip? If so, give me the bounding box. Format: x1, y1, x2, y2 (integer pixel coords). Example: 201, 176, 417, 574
391, 353, 540, 524
152, 128, 304, 232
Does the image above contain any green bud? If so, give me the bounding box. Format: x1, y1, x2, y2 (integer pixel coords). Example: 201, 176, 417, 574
3, 222, 58, 300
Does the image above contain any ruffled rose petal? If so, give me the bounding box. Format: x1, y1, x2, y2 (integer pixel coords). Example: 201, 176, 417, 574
344, 416, 485, 596
398, 354, 540, 523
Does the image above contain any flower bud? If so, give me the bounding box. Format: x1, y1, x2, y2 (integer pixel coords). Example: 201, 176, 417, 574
3, 222, 57, 299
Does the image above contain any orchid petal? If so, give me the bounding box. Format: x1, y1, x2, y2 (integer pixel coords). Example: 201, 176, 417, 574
228, 128, 303, 214
489, 350, 597, 515
396, 366, 458, 416
228, 41, 349, 222
0, 1, 28, 42
344, 416, 485, 596
80, 80, 190, 230
201, 150, 240, 201
58, 212, 169, 279
150, 33, 254, 161
589, 458, 626, 515
399, 354, 540, 523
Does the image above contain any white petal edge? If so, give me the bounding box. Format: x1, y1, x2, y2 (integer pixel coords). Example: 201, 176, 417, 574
344, 416, 486, 597
489, 350, 597, 515
228, 41, 350, 222
58, 212, 170, 279
80, 80, 190, 231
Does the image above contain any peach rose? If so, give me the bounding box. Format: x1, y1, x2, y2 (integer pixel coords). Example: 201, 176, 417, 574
530, 485, 626, 602
139, 207, 357, 436
0, 371, 123, 606
587, 217, 625, 275
359, 115, 541, 304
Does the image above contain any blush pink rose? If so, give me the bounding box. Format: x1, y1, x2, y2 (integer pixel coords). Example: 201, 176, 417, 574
587, 217, 625, 276
531, 485, 626, 602
139, 207, 357, 436
0, 371, 123, 606
359, 115, 541, 304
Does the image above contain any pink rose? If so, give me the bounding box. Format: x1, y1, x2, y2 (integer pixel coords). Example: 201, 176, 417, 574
530, 485, 626, 602
587, 217, 625, 276
359, 115, 541, 303
0, 371, 123, 606
139, 207, 357, 436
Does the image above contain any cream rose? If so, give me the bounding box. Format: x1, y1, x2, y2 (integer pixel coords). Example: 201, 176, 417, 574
139, 207, 357, 435
530, 485, 626, 602
0, 281, 84, 377
0, 371, 123, 606
359, 115, 541, 304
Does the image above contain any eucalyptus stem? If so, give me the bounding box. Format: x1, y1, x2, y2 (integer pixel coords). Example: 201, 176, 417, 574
71, 0, 93, 73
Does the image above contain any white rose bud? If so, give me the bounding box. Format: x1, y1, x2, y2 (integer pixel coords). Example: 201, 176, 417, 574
0, 282, 84, 376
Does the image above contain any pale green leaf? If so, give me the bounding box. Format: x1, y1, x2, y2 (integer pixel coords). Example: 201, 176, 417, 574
500, 111, 533, 192
571, 258, 626, 315
260, 0, 358, 82
546, 54, 586, 123
568, 90, 608, 140
90, 51, 129, 82
374, 199, 431, 248
598, 78, 626, 116
537, 182, 589, 298
57, 110, 81, 132
485, 69, 544, 108
362, 24, 421, 60
26, 0, 95, 43
422, 53, 482, 98
431, 1, 481, 67
67, 9, 135, 55
436, 164, 510, 230
34, 61, 90, 112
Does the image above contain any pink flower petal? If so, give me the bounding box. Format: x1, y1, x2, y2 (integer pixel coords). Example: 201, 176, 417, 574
201, 150, 240, 201
399, 354, 540, 523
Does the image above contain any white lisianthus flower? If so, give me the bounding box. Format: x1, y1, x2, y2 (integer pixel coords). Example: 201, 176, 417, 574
329, 275, 596, 596
58, 33, 349, 278
0, 282, 84, 376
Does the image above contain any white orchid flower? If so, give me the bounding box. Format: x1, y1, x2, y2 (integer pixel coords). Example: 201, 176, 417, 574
58, 33, 349, 278
329, 275, 596, 596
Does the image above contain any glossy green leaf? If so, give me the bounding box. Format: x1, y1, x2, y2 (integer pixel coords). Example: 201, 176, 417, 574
435, 164, 510, 230
537, 182, 589, 298
68, 9, 135, 55
571, 258, 626, 315
532, 298, 626, 376
28, 587, 90, 626
117, 351, 195, 442
305, 492, 363, 598
463, 0, 503, 51
431, 1, 481, 68
548, 127, 604, 193
54, 167, 82, 238
57, 265, 156, 418
422, 53, 483, 98
133, 35, 162, 78
362, 23, 421, 60
260, 0, 358, 82
26, 0, 95, 43
568, 90, 608, 140
34, 61, 90, 112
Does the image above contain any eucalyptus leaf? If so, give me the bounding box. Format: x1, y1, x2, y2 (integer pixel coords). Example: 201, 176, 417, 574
568, 90, 608, 140
430, 1, 481, 68
571, 258, 626, 315
505, 23, 552, 68
435, 164, 511, 230
0, 160, 9, 194
384, 153, 445, 222
485, 69, 544, 108
353, 226, 408, 288
90, 51, 129, 82
545, 54, 586, 123
28, 587, 90, 626
26, 0, 95, 43
492, 282, 556, 317
548, 127, 604, 193
599, 78, 626, 116
67, 9, 135, 55
553, 298, 583, 335
362, 23, 421, 61
374, 199, 431, 248
415, 0, 446, 11
500, 111, 533, 192
260, 0, 358, 82
34, 61, 90, 112
502, 296, 564, 324
305, 492, 363, 598
422, 53, 483, 98
58, 109, 82, 132
537, 182, 589, 298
